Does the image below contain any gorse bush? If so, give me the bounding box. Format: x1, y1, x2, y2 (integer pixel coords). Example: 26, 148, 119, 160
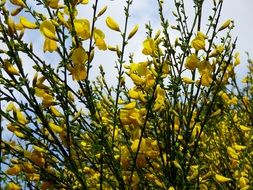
0, 0, 252, 189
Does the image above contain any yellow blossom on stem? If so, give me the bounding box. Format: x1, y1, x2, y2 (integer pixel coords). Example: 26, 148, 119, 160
74, 19, 90, 40
123, 101, 136, 109
234, 52, 240, 66
3, 59, 20, 75
215, 174, 232, 183
30, 150, 45, 167
20, 16, 38, 29
57, 11, 69, 28
6, 182, 21, 190
130, 73, 145, 85
128, 88, 139, 99
218, 19, 232, 31
93, 28, 107, 50
131, 138, 146, 152
49, 122, 63, 133
191, 31, 206, 51
182, 77, 195, 84
16, 109, 27, 125
71, 47, 88, 65
40, 20, 58, 41
127, 24, 139, 40
185, 53, 199, 70
6, 164, 21, 175
142, 38, 156, 55
80, 0, 89, 4
200, 73, 213, 86
227, 146, 238, 159
106, 16, 120, 32
10, 0, 26, 7
48, 0, 62, 9
40, 20, 58, 52
21, 162, 35, 173
69, 47, 88, 81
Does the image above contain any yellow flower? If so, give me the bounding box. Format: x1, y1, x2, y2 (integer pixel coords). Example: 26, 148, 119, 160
227, 147, 238, 159
3, 59, 20, 75
40, 20, 58, 41
14, 131, 26, 138
239, 125, 251, 132
145, 73, 155, 89
43, 38, 57, 52
21, 162, 35, 173
94, 28, 107, 50
128, 24, 139, 40
7, 17, 16, 35
209, 45, 224, 57
215, 174, 232, 183
10, 0, 26, 7
26, 173, 40, 181
197, 60, 213, 76
50, 106, 63, 117
142, 38, 156, 55
130, 73, 145, 85
70, 47, 88, 81
185, 53, 199, 70
71, 64, 87, 81
42, 93, 55, 107
128, 88, 139, 99
6, 182, 21, 190
131, 139, 146, 152
239, 176, 249, 188
234, 52, 240, 65
49, 122, 63, 133
30, 150, 45, 167
123, 101, 136, 109
153, 85, 166, 111
106, 16, 120, 32
71, 47, 88, 65
182, 77, 195, 84
218, 19, 231, 31
20, 16, 38, 29
74, 19, 90, 40
48, 0, 61, 9
80, 0, 89, 4
191, 31, 206, 50
40, 20, 58, 52
16, 109, 27, 125
6, 165, 21, 175
120, 108, 144, 126
200, 73, 213, 86
57, 12, 69, 28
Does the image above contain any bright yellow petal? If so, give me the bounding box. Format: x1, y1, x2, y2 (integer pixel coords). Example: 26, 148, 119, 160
10, 0, 26, 7
106, 16, 120, 32
218, 19, 231, 31
3, 60, 20, 75
71, 47, 88, 65
20, 16, 38, 29
49, 122, 63, 133
6, 165, 21, 175
123, 101, 136, 109
215, 174, 232, 183
43, 38, 57, 52
128, 24, 139, 40
6, 182, 21, 190
40, 20, 58, 41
